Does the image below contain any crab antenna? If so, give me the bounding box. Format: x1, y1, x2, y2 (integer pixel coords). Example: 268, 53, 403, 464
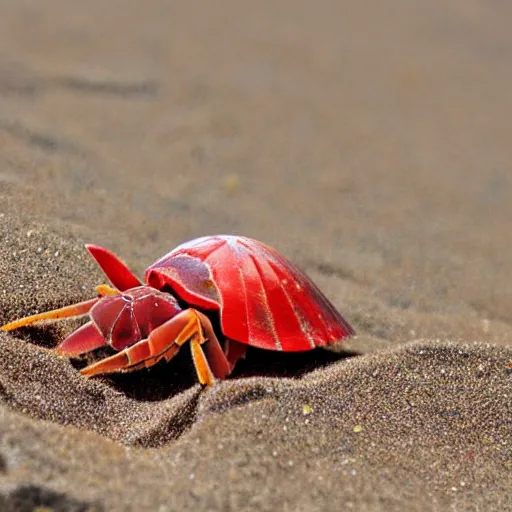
86, 244, 142, 292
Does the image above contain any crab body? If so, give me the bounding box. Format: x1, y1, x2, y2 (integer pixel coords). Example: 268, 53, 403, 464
2, 235, 355, 385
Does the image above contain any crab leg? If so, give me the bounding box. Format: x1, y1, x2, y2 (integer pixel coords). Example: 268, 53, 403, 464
95, 284, 120, 297
80, 308, 232, 385
190, 334, 215, 385
0, 284, 119, 332
223, 339, 248, 370
0, 297, 100, 331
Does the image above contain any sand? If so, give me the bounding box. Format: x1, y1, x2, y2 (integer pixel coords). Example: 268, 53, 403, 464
1, 1, 512, 510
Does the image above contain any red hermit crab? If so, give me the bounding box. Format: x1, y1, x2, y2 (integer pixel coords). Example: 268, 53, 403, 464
1, 235, 354, 385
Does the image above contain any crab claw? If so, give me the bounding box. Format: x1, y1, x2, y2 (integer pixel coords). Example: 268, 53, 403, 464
86, 244, 142, 292
56, 321, 107, 356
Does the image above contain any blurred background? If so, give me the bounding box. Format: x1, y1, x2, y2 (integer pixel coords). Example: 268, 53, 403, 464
1, 0, 511, 346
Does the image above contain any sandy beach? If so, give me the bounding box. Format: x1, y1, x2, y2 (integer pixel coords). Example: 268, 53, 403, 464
1, 1, 511, 510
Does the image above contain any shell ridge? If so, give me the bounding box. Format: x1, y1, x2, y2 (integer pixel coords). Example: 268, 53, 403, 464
267, 257, 317, 349
247, 252, 282, 350
266, 258, 320, 348
270, 248, 353, 342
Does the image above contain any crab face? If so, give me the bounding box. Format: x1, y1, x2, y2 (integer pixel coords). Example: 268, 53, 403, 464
90, 286, 182, 350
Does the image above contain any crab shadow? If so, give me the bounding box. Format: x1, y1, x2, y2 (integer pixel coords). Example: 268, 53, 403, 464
13, 324, 360, 402
233, 345, 360, 380
71, 345, 361, 402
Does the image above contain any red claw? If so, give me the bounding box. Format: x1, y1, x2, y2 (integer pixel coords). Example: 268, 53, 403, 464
85, 244, 142, 291
57, 322, 107, 356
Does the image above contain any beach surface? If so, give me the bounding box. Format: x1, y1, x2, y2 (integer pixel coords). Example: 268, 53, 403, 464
1, 1, 511, 510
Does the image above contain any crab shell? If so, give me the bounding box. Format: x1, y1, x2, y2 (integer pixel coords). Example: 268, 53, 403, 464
139, 235, 355, 352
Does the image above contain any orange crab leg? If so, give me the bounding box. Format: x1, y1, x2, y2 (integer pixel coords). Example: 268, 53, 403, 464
190, 334, 215, 386
80, 308, 232, 385
0, 284, 119, 332
0, 297, 100, 331
95, 284, 120, 297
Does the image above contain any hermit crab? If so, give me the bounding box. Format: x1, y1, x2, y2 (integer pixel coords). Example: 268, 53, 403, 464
1, 235, 355, 385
